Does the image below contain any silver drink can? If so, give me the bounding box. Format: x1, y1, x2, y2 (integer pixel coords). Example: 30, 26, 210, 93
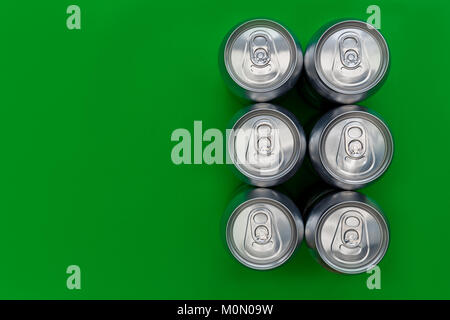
309, 105, 393, 190
303, 20, 389, 105
220, 19, 303, 102
225, 188, 304, 270
305, 190, 389, 274
228, 103, 307, 187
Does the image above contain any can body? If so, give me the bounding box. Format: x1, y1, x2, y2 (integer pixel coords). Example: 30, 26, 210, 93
228, 103, 307, 187
220, 19, 303, 102
305, 190, 389, 274
302, 20, 389, 106
225, 188, 304, 270
309, 105, 393, 190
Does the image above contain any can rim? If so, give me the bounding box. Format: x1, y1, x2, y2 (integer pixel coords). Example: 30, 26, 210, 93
318, 107, 394, 187
228, 104, 306, 186
226, 196, 300, 270
314, 199, 389, 274
224, 19, 300, 93
314, 20, 389, 95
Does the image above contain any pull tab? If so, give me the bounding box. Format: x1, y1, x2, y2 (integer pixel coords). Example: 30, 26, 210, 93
242, 31, 280, 83
250, 32, 271, 67
244, 208, 281, 259
254, 120, 275, 156
344, 122, 367, 159
250, 208, 273, 245
330, 32, 371, 86
331, 210, 369, 263
339, 32, 362, 69
245, 119, 283, 174
336, 121, 374, 175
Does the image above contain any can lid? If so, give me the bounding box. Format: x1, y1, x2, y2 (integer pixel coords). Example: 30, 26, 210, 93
315, 196, 389, 273
319, 107, 393, 187
224, 19, 299, 92
226, 190, 300, 270
229, 104, 306, 187
315, 20, 389, 94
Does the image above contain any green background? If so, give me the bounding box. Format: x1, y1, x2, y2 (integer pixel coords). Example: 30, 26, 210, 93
1, 0, 449, 299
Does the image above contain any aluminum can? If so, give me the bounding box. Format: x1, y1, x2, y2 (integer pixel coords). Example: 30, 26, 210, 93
309, 105, 393, 190
225, 188, 304, 270
305, 190, 389, 274
220, 19, 303, 102
303, 20, 389, 105
228, 103, 306, 187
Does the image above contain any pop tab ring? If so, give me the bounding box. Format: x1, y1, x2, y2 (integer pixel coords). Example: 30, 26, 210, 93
330, 210, 369, 262
330, 31, 370, 87
336, 121, 375, 176
244, 207, 282, 259
245, 118, 283, 172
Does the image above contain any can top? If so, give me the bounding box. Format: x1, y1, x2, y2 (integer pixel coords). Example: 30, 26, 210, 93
229, 104, 306, 187
226, 189, 301, 270
318, 106, 393, 187
315, 20, 389, 95
224, 19, 299, 93
315, 194, 389, 273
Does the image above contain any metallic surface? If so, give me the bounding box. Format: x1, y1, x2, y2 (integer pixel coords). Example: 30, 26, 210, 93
305, 190, 389, 274
221, 19, 303, 102
225, 188, 304, 270
303, 20, 389, 105
228, 103, 306, 187
309, 105, 393, 190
